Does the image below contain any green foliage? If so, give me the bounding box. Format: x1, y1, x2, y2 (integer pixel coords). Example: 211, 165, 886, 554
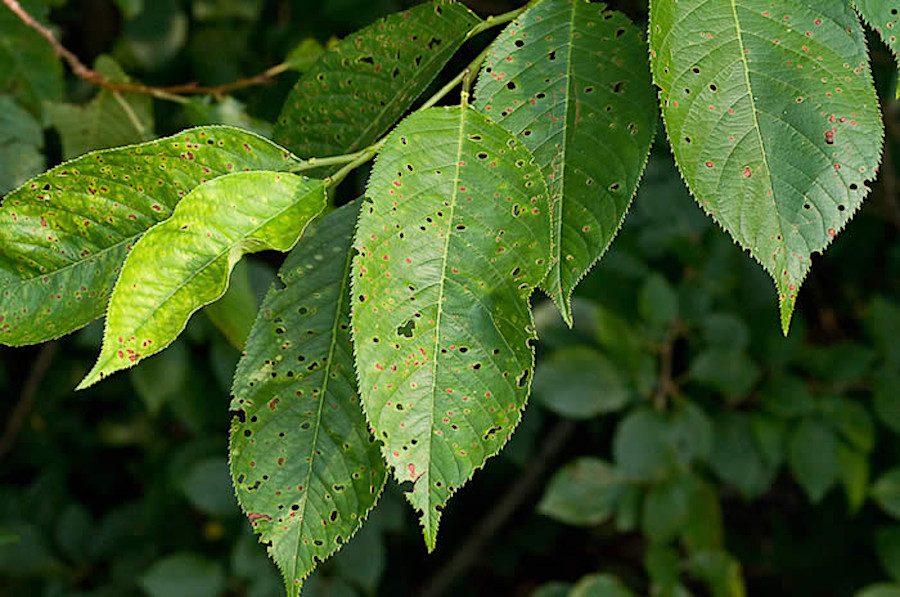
1, 0, 900, 595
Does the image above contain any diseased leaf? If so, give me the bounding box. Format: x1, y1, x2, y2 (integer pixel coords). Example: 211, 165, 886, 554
854, 0, 900, 98
352, 106, 552, 550
473, 0, 656, 321
649, 0, 883, 332
230, 202, 386, 596
78, 171, 326, 388
0, 126, 299, 346
274, 0, 480, 163
45, 56, 154, 160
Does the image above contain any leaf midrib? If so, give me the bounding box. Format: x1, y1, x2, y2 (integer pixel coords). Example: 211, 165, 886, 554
290, 226, 355, 579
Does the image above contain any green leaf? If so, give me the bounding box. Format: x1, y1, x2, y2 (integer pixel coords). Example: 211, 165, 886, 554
0, 126, 299, 346
274, 0, 480, 162
877, 526, 900, 583
872, 468, 900, 519
284, 38, 326, 72
787, 419, 840, 503
78, 171, 326, 388
680, 476, 724, 553
708, 413, 776, 499
180, 457, 236, 517
532, 346, 631, 419
820, 396, 876, 453
0, 527, 18, 546
139, 552, 226, 597
570, 573, 636, 597
689, 349, 760, 398
537, 458, 625, 527
129, 339, 189, 413
46, 56, 154, 160
688, 550, 746, 597
837, 443, 869, 513
472, 0, 656, 321
230, 202, 386, 594
613, 408, 672, 482
352, 105, 552, 550
749, 414, 786, 468
875, 374, 900, 435
668, 400, 714, 467
645, 546, 682, 595
0, 0, 63, 117
643, 476, 692, 545
639, 273, 679, 331
0, 95, 45, 194
649, 0, 883, 332
853, 0, 900, 98
857, 585, 900, 597
203, 259, 258, 349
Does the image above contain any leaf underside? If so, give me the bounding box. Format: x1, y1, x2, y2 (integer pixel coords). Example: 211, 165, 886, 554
473, 0, 657, 323
273, 0, 480, 164
78, 171, 326, 388
649, 0, 883, 333
352, 106, 552, 550
853, 0, 900, 98
0, 126, 299, 346
230, 202, 386, 597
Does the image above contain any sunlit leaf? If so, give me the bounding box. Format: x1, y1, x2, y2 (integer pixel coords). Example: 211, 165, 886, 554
274, 0, 480, 163
0, 126, 299, 346
649, 0, 883, 332
352, 105, 552, 550
230, 202, 386, 596
78, 171, 326, 387
473, 0, 656, 321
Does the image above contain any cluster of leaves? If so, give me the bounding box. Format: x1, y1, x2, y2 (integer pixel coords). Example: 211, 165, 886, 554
2, 0, 900, 596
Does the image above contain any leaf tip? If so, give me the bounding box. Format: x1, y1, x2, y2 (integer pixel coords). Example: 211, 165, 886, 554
778, 294, 796, 337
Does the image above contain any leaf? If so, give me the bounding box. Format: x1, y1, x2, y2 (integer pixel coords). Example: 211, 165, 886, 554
874, 373, 900, 435
649, 0, 883, 333
203, 259, 258, 349
230, 202, 386, 595
872, 468, 900, 519
708, 413, 776, 499
537, 457, 626, 526
0, 95, 45, 195
0, 126, 300, 346
858, 585, 900, 597
473, 0, 656, 322
836, 443, 869, 513
45, 56, 154, 160
274, 0, 480, 162
876, 526, 900, 583
643, 476, 692, 545
689, 349, 760, 398
639, 273, 679, 331
570, 573, 636, 597
139, 553, 226, 597
0, 0, 63, 117
284, 38, 326, 72
787, 418, 840, 503
352, 105, 552, 550
532, 346, 631, 419
129, 339, 189, 414
612, 408, 672, 482
180, 457, 236, 517
853, 0, 900, 98
78, 171, 326, 388
688, 550, 746, 597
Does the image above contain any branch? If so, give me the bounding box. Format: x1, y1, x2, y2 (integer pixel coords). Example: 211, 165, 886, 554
0, 342, 59, 462
418, 419, 577, 597
2, 0, 288, 102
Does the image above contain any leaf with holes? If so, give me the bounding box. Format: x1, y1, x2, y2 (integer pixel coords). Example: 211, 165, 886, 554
649, 0, 883, 333
0, 126, 300, 346
230, 202, 386, 596
273, 0, 480, 165
473, 0, 656, 323
78, 172, 326, 388
854, 0, 900, 98
352, 106, 552, 550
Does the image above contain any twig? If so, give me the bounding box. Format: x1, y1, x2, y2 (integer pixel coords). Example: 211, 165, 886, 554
418, 419, 577, 597
2, 0, 287, 102
0, 342, 59, 462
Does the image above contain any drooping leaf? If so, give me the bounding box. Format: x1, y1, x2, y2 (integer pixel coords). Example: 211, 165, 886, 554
230, 202, 386, 596
45, 56, 154, 160
853, 0, 900, 98
0, 126, 299, 346
274, 0, 480, 163
473, 0, 656, 322
0, 95, 44, 194
649, 0, 883, 332
0, 0, 63, 117
78, 171, 326, 388
352, 105, 552, 550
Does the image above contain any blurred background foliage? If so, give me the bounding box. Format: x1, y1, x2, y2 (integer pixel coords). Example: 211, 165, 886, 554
1, 0, 900, 595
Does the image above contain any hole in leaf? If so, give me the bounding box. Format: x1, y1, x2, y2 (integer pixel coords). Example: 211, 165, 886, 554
397, 319, 416, 337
